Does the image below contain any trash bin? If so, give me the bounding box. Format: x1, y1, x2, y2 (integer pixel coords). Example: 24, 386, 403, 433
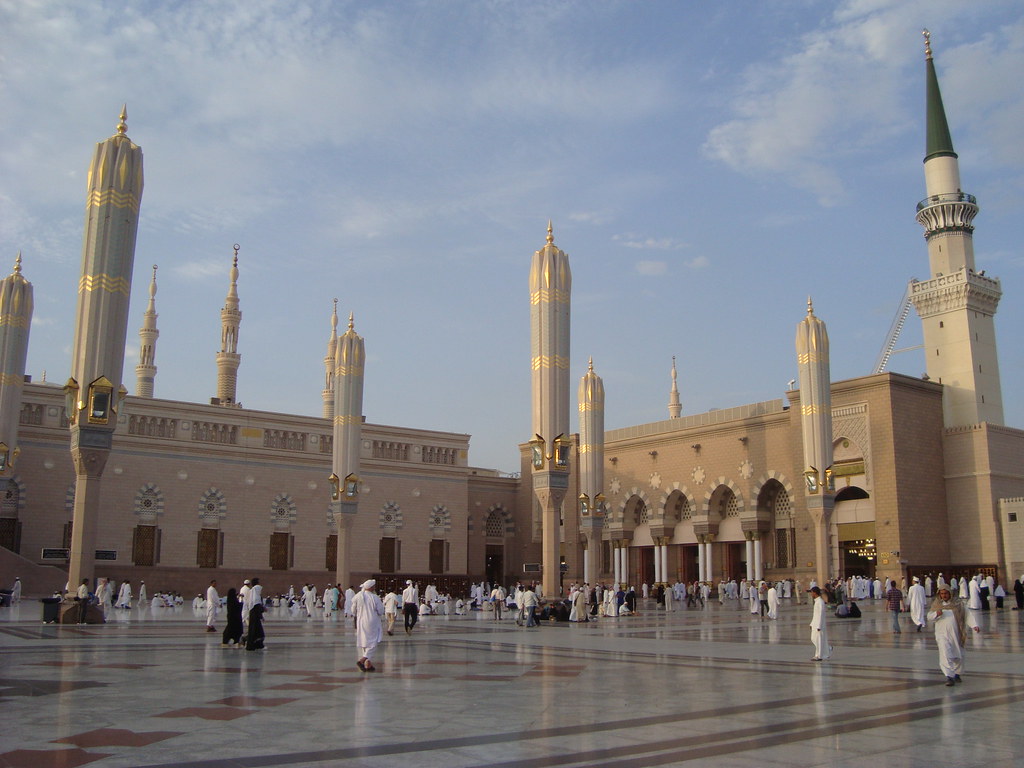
41, 597, 62, 624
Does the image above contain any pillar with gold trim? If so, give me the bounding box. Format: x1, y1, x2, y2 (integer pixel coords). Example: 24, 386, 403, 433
795, 298, 834, 588
330, 313, 364, 587
529, 222, 571, 597
67, 107, 144, 587
0, 254, 33, 478
577, 358, 604, 586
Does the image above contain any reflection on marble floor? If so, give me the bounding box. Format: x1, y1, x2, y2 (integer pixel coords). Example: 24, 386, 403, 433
1, 598, 1021, 768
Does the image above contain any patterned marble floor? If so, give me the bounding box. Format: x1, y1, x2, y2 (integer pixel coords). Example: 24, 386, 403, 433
0, 596, 1021, 768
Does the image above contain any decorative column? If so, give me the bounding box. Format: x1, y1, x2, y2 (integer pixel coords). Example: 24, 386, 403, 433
0, 254, 33, 475
134, 265, 158, 397
705, 536, 715, 582
577, 358, 605, 587
67, 107, 143, 587
529, 222, 572, 597
745, 533, 754, 581
330, 313, 364, 588
796, 297, 835, 588
697, 535, 706, 582
660, 544, 669, 586
753, 535, 763, 580
653, 542, 662, 585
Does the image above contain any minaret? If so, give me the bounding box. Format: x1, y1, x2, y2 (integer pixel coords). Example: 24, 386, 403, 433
796, 298, 834, 588
910, 30, 1003, 427
668, 356, 682, 419
215, 245, 241, 406
0, 253, 34, 474
135, 265, 159, 397
68, 106, 144, 587
578, 358, 605, 586
529, 221, 572, 597
322, 298, 338, 419
330, 312, 364, 587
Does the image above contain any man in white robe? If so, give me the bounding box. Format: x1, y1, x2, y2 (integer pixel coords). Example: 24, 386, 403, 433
138, 581, 147, 604
11, 577, 22, 604
205, 580, 219, 632
239, 580, 252, 624
343, 586, 356, 617
767, 583, 780, 619
809, 586, 832, 660
967, 577, 982, 610
115, 580, 131, 609
324, 584, 339, 619
352, 579, 384, 671
383, 587, 399, 635
244, 579, 263, 622
402, 580, 419, 633
304, 584, 317, 617
907, 576, 927, 632
924, 575, 933, 598
749, 583, 759, 615
928, 587, 979, 684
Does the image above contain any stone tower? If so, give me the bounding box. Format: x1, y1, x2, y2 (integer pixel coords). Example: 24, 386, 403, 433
68, 106, 144, 586
0, 254, 33, 475
668, 356, 682, 419
529, 221, 572, 597
330, 313, 364, 587
909, 30, 1003, 428
796, 298, 833, 588
135, 265, 159, 397
215, 245, 242, 406
577, 358, 605, 586
322, 298, 338, 420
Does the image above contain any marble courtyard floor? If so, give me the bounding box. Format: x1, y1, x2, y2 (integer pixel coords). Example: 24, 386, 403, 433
0, 597, 1021, 768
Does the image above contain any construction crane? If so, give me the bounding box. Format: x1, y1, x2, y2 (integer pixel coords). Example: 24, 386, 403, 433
872, 283, 922, 374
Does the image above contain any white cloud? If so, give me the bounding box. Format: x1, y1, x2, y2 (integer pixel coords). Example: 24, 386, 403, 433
614, 234, 687, 250
685, 255, 710, 269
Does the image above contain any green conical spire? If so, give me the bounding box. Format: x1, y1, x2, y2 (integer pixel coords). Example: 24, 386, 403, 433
923, 29, 957, 162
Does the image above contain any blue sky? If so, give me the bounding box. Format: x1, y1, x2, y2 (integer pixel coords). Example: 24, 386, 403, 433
2, 0, 1022, 473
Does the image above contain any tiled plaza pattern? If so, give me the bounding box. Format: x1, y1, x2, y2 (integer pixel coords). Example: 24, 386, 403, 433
1, 597, 1021, 767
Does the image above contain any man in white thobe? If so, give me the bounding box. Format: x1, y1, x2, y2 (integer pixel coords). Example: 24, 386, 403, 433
383, 587, 399, 635
138, 581, 147, 604
205, 580, 219, 632
11, 577, 22, 604
116, 580, 132, 609
352, 579, 385, 671
767, 583, 780, 619
907, 576, 927, 632
343, 586, 356, 617
809, 586, 832, 660
967, 578, 982, 610
239, 580, 252, 624
928, 587, 979, 685
924, 575, 933, 598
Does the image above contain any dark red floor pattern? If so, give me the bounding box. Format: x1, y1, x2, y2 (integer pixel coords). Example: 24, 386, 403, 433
52, 729, 182, 748
0, 748, 111, 768
156, 706, 256, 721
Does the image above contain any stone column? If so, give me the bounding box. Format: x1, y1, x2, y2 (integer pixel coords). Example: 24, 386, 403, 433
745, 535, 754, 581
754, 535, 763, 580
697, 535, 706, 582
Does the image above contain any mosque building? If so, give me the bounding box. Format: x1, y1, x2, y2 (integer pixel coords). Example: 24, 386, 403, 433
0, 36, 1021, 597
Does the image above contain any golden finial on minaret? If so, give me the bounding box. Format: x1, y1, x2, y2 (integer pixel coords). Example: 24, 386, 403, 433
923, 28, 932, 60
807, 295, 814, 315
232, 243, 240, 266
348, 312, 354, 331
588, 356, 594, 372
546, 220, 554, 245
13, 251, 22, 275
116, 104, 128, 136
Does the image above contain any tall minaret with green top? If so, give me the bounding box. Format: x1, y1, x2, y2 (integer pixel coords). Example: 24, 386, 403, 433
67, 106, 144, 587
910, 30, 1003, 427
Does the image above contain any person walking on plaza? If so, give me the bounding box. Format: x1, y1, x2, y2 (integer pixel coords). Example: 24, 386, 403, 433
1014, 576, 1024, 611
809, 586, 832, 661
928, 587, 979, 685
115, 579, 131, 609
205, 579, 219, 633
221, 587, 244, 647
352, 579, 384, 672
383, 586, 399, 635
490, 583, 506, 620
522, 585, 539, 627
885, 579, 905, 634
402, 580, 419, 634
908, 576, 927, 632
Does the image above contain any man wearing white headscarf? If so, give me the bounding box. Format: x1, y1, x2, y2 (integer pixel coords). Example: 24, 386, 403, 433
928, 586, 979, 685
205, 579, 219, 633
908, 576, 927, 632
767, 582, 780, 620
967, 577, 983, 611
352, 579, 384, 672
239, 580, 252, 624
